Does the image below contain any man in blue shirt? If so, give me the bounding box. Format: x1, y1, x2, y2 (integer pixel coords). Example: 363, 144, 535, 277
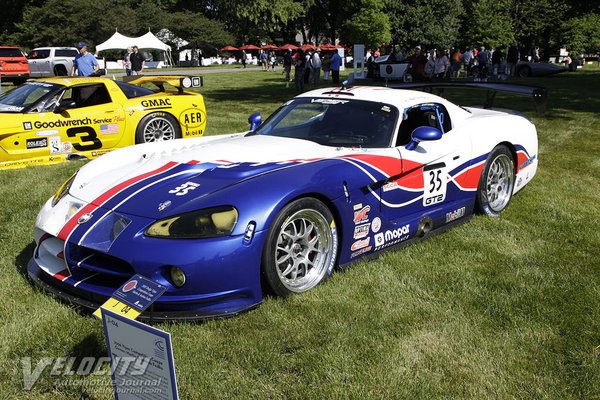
330, 50, 342, 84
71, 41, 99, 77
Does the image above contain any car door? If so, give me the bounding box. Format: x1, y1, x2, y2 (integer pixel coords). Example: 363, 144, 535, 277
378, 103, 471, 226
27, 49, 51, 77
27, 83, 126, 157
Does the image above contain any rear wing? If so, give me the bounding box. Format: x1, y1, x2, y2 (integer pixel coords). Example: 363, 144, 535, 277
123, 75, 203, 94
385, 82, 548, 116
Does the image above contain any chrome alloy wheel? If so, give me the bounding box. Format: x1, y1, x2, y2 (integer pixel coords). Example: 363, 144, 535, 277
142, 116, 176, 142
274, 209, 333, 293
485, 153, 514, 212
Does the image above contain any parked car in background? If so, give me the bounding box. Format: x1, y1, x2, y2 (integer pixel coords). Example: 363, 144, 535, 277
27, 47, 79, 77
515, 61, 567, 77
0, 46, 30, 85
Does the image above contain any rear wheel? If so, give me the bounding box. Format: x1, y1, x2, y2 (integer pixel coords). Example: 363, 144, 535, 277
135, 112, 181, 144
476, 145, 515, 216
262, 198, 338, 297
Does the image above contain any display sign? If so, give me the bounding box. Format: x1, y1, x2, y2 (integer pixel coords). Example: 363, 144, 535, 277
102, 308, 179, 400
94, 274, 167, 320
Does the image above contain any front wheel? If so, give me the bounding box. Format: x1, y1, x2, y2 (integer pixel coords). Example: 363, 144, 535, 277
476, 145, 515, 216
262, 198, 338, 297
135, 112, 181, 144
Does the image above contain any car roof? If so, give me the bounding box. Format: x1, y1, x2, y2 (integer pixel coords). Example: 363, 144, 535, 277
297, 86, 447, 109
32, 47, 78, 50
33, 77, 114, 86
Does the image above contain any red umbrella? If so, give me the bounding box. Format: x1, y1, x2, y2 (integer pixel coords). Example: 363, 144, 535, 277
300, 44, 316, 51
261, 44, 278, 50
318, 43, 338, 51
219, 45, 239, 51
278, 43, 298, 51
239, 44, 261, 50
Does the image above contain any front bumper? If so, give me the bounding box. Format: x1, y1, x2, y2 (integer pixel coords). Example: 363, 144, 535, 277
28, 258, 260, 321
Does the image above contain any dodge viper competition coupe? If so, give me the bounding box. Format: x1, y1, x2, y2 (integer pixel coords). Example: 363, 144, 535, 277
0, 75, 205, 168
28, 85, 538, 320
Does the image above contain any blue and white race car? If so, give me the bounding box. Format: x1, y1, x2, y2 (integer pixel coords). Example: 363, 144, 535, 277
29, 85, 538, 320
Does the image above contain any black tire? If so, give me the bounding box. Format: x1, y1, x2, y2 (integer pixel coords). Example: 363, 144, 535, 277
476, 145, 515, 217
54, 65, 68, 76
261, 198, 338, 297
517, 66, 531, 77
135, 112, 181, 144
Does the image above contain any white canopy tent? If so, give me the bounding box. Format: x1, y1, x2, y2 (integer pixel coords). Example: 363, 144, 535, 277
95, 30, 174, 67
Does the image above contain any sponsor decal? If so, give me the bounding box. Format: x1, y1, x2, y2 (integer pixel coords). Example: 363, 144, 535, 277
353, 223, 370, 239
23, 122, 32, 130
311, 99, 349, 105
353, 203, 363, 211
158, 201, 171, 212
33, 118, 92, 129
382, 181, 400, 192
353, 205, 370, 224
186, 129, 203, 136
445, 207, 465, 223
371, 217, 382, 233
35, 130, 59, 136
351, 237, 371, 251
49, 137, 61, 154
141, 98, 172, 108
180, 109, 205, 128
100, 123, 119, 134
351, 246, 372, 258
93, 118, 113, 124
519, 154, 536, 170
374, 224, 410, 250
113, 115, 126, 123
26, 138, 47, 149
62, 142, 73, 153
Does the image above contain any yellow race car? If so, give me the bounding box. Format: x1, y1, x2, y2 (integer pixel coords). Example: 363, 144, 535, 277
0, 75, 206, 168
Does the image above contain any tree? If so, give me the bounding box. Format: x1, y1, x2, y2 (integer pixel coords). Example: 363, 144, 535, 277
562, 13, 600, 54
340, 0, 390, 49
166, 11, 234, 57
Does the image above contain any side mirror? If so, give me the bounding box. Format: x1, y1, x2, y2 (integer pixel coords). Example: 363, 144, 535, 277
248, 113, 262, 131
54, 100, 76, 114
405, 126, 442, 151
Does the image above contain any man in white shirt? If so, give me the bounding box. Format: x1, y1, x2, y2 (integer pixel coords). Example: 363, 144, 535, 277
311, 49, 322, 84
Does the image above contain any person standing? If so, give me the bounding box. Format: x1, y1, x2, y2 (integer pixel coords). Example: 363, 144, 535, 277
311, 49, 322, 84
293, 49, 305, 92
123, 47, 133, 76
130, 46, 145, 75
70, 41, 99, 77
241, 50, 247, 68
407, 45, 427, 81
330, 50, 342, 84
322, 52, 331, 82
283, 49, 293, 81
507, 44, 519, 76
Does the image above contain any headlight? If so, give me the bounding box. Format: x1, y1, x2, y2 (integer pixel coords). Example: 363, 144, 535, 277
52, 173, 76, 207
145, 206, 238, 239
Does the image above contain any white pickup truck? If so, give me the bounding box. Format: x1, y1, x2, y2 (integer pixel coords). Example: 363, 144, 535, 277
27, 47, 79, 77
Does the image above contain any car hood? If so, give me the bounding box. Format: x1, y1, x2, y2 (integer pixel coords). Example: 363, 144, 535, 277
68, 133, 357, 218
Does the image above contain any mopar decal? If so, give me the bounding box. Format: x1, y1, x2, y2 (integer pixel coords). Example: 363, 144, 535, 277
374, 224, 410, 250
141, 99, 172, 108
33, 118, 92, 129
26, 138, 47, 149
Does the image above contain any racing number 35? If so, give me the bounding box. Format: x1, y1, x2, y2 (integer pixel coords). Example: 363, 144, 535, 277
66, 127, 102, 151
423, 162, 447, 206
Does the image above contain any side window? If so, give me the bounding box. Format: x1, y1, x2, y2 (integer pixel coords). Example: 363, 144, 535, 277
28, 50, 50, 59
55, 49, 78, 57
395, 103, 453, 146
73, 84, 111, 108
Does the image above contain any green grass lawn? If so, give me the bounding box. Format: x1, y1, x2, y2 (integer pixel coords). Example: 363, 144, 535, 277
1, 67, 599, 399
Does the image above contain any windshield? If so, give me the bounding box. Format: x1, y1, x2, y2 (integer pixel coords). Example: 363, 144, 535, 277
0, 81, 63, 113
255, 98, 399, 148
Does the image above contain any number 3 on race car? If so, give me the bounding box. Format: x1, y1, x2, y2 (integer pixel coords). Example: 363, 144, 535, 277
169, 181, 200, 196
423, 163, 447, 206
